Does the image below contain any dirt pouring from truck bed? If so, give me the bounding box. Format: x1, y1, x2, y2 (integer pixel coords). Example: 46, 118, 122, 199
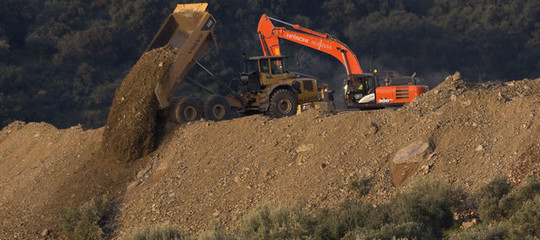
102, 46, 177, 164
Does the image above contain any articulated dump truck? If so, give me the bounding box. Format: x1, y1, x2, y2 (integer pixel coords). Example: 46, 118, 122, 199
147, 3, 332, 123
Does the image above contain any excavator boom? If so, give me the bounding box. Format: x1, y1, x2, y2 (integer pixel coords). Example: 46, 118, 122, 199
258, 14, 363, 75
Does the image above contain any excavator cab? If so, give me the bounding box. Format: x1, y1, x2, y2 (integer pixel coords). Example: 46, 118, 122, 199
345, 72, 428, 109
345, 74, 376, 105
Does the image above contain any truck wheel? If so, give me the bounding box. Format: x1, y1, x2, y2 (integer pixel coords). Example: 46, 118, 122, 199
268, 89, 298, 118
171, 96, 201, 123
203, 95, 231, 121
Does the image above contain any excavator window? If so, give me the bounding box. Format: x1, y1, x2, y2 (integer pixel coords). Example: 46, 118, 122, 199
346, 76, 375, 103
365, 77, 375, 94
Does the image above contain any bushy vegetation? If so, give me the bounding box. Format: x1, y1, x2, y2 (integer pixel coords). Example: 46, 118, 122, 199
389, 180, 464, 235
197, 222, 236, 240
58, 196, 110, 240
347, 173, 371, 197
509, 195, 540, 239
478, 176, 513, 222
343, 221, 434, 240
236, 203, 314, 240
479, 176, 540, 222
0, 0, 539, 128
312, 200, 383, 239
447, 223, 508, 240
477, 176, 540, 239
125, 180, 461, 240
120, 177, 539, 239
121, 224, 191, 240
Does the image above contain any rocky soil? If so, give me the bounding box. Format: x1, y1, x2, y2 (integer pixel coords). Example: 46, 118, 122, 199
102, 46, 177, 164
0, 75, 538, 239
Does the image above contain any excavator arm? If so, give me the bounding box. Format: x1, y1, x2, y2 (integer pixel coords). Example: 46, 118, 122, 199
257, 14, 363, 75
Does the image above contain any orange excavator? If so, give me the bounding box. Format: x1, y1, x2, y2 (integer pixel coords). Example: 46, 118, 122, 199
257, 14, 429, 109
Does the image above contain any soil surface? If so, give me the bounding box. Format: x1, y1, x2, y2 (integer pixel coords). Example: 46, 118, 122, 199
0, 123, 145, 239
0, 76, 538, 239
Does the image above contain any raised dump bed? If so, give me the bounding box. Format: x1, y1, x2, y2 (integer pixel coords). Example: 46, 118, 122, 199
146, 3, 217, 109
102, 3, 217, 163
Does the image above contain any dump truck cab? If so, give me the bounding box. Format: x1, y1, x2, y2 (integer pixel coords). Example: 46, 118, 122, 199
238, 56, 328, 117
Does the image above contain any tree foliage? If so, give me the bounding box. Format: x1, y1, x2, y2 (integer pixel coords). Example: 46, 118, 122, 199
0, 0, 538, 128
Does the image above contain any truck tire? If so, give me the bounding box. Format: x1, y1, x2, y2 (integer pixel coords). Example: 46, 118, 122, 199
267, 89, 298, 118
171, 96, 201, 123
203, 95, 231, 121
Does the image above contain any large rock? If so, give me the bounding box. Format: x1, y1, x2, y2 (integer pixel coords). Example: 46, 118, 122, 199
389, 141, 432, 186
392, 141, 430, 164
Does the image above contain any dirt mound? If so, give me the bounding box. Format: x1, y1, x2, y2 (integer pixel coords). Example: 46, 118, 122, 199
102, 46, 177, 164
0, 122, 147, 239
0, 76, 538, 239
114, 77, 539, 235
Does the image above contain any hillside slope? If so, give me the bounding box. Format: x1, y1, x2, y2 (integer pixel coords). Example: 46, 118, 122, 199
0, 76, 538, 239
115, 77, 540, 236
0, 124, 146, 239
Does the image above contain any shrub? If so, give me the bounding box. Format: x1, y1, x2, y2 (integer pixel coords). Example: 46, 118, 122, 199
479, 176, 511, 199
499, 176, 540, 216
478, 197, 502, 223
348, 174, 370, 197
512, 176, 540, 200
121, 224, 191, 240
448, 223, 507, 240
479, 176, 540, 222
198, 222, 237, 240
312, 180, 464, 239
58, 196, 110, 240
478, 177, 511, 223
312, 200, 383, 240
343, 222, 434, 240
236, 203, 314, 240
232, 180, 467, 239
388, 180, 465, 237
509, 195, 540, 239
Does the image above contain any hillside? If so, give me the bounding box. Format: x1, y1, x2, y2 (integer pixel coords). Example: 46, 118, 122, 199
0, 76, 539, 239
